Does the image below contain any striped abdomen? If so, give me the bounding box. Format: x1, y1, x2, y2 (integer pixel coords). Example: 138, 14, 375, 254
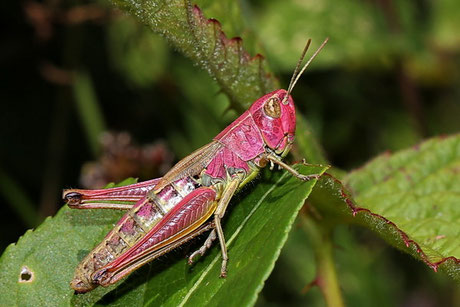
72, 176, 200, 289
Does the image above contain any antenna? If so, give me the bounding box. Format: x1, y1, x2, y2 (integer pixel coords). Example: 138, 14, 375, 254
282, 38, 329, 104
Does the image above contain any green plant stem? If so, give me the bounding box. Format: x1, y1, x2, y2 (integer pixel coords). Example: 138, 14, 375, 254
0, 169, 39, 228
72, 70, 106, 157
301, 214, 344, 307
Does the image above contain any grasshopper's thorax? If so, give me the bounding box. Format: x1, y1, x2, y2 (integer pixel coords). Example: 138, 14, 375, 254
249, 89, 296, 156
208, 89, 296, 183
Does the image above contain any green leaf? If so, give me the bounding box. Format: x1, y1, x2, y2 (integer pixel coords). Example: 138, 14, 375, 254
309, 135, 460, 281
0, 165, 328, 306
254, 0, 460, 86
0, 208, 124, 306
113, 0, 278, 112
430, 0, 460, 50
254, 0, 395, 71
107, 15, 169, 88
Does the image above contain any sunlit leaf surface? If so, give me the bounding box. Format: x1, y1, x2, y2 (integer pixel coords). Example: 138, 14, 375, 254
309, 135, 460, 281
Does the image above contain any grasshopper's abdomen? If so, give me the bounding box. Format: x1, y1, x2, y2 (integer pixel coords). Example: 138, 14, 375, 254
117, 177, 199, 246
72, 177, 200, 292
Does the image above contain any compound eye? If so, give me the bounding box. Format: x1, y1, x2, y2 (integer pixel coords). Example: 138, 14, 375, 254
264, 97, 281, 118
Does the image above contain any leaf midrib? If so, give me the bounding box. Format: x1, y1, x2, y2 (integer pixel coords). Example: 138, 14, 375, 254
173, 171, 289, 307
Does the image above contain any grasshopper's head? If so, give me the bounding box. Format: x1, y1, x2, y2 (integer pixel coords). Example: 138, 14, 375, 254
249, 38, 328, 157
249, 89, 295, 156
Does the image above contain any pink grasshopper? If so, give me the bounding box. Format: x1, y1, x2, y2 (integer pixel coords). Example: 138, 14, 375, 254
63, 38, 328, 293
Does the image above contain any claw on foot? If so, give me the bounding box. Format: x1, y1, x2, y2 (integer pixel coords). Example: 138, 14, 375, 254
188, 228, 217, 266
188, 251, 202, 265
220, 258, 228, 278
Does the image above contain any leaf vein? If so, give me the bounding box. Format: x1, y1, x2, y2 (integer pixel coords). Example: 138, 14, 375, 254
177, 171, 289, 307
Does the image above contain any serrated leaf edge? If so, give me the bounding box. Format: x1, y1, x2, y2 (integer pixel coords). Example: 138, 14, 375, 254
323, 172, 460, 273
188, 4, 278, 110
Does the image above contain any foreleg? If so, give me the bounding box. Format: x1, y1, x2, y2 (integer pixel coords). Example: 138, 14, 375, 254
266, 154, 319, 181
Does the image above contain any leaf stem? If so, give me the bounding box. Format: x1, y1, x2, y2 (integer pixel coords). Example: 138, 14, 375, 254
72, 70, 106, 157
300, 214, 344, 307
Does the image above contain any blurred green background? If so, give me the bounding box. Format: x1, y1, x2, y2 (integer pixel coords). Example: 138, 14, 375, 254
1, 0, 459, 305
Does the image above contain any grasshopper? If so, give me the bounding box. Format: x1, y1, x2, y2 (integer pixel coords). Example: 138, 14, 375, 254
63, 38, 328, 293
